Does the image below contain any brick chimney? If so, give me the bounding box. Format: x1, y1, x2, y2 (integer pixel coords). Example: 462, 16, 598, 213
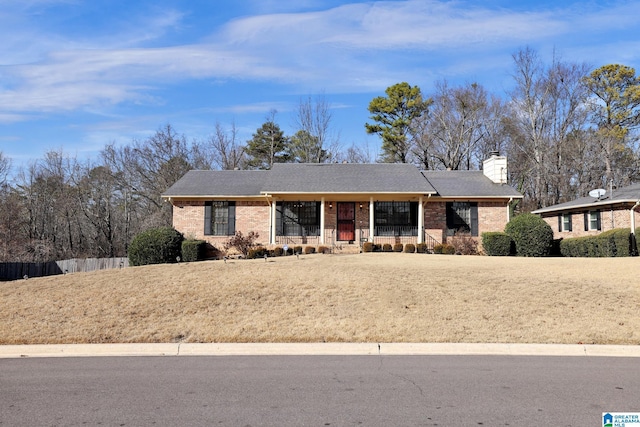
483, 151, 507, 184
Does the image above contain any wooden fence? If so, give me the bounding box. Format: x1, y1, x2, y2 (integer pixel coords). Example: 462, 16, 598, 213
0, 257, 129, 281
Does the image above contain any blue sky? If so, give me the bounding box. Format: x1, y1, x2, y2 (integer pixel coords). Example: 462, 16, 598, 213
2, 0, 640, 173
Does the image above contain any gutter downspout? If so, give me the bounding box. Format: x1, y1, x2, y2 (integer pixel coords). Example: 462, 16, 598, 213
507, 197, 514, 223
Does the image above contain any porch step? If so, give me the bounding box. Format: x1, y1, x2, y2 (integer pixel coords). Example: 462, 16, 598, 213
332, 243, 361, 254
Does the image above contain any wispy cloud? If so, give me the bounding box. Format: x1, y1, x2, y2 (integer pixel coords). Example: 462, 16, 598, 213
1, 0, 639, 122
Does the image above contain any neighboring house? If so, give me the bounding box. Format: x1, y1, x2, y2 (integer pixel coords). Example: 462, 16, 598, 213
162, 153, 522, 253
531, 183, 640, 239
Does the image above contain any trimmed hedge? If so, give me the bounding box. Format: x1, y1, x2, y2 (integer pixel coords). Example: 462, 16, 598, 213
416, 243, 428, 253
404, 243, 416, 253
362, 242, 374, 252
505, 213, 553, 257
382, 243, 393, 252
128, 227, 184, 266
560, 228, 634, 257
247, 246, 267, 259
481, 232, 513, 256
393, 243, 404, 252
181, 239, 206, 262
434, 243, 455, 254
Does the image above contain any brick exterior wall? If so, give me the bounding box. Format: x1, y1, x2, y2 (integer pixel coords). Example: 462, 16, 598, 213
172, 198, 513, 253
172, 200, 271, 250
542, 205, 640, 239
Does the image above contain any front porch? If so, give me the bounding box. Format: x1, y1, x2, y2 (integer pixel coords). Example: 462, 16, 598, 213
274, 226, 442, 253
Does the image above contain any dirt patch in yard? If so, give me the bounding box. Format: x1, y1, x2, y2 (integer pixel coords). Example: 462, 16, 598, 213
1, 253, 638, 344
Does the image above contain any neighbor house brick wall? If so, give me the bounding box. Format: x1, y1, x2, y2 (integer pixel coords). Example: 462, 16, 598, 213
544, 205, 640, 239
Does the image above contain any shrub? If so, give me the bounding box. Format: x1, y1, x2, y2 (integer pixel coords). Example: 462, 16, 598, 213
247, 246, 267, 259
318, 246, 330, 254
481, 232, 513, 256
504, 213, 553, 257
404, 243, 416, 253
362, 242, 374, 252
450, 234, 478, 255
272, 246, 284, 257
442, 244, 456, 254
373, 244, 382, 252
128, 227, 184, 266
294, 246, 303, 255
382, 243, 393, 252
224, 231, 259, 258
181, 239, 206, 262
304, 246, 316, 254
433, 243, 444, 254
416, 243, 428, 253
393, 243, 404, 252
560, 228, 633, 257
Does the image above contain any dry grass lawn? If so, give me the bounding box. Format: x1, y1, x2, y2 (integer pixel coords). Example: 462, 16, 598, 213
1, 253, 639, 345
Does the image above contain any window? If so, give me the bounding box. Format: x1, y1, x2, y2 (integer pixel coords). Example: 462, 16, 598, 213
276, 201, 320, 236
374, 202, 418, 236
584, 210, 601, 231
446, 202, 478, 236
204, 201, 235, 236
559, 213, 572, 232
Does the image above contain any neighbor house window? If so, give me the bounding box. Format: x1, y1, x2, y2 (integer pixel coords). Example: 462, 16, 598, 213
446, 202, 478, 236
374, 202, 418, 236
585, 210, 601, 231
276, 201, 320, 236
204, 201, 236, 236
559, 213, 572, 232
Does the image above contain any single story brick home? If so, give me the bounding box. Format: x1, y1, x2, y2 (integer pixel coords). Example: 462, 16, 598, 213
162, 154, 522, 253
531, 183, 640, 239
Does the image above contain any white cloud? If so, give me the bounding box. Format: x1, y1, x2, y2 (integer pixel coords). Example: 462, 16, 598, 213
1, 0, 640, 119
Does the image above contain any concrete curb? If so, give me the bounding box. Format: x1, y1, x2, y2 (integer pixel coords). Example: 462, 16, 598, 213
1, 343, 640, 358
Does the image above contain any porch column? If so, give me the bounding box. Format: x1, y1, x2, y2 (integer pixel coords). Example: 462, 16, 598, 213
270, 199, 277, 245
369, 197, 374, 242
418, 196, 424, 244
320, 197, 326, 245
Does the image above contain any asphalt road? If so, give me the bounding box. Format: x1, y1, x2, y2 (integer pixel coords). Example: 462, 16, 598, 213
1, 355, 638, 426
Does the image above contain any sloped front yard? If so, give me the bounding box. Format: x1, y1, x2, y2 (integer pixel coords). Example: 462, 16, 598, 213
1, 254, 638, 344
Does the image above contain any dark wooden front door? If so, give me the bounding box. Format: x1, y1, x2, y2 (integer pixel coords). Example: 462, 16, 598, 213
337, 202, 355, 241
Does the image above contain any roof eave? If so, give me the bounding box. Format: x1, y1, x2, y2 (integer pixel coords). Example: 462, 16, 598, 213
532, 198, 640, 214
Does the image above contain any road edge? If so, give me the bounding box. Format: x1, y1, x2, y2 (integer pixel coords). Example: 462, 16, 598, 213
1, 343, 640, 358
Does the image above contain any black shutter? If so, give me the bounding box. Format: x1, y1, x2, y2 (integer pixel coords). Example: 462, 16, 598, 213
568, 215, 573, 232
558, 215, 562, 232
584, 212, 589, 231
470, 202, 478, 236
204, 201, 212, 235
227, 202, 236, 235
410, 202, 418, 226
446, 202, 453, 230
596, 211, 602, 231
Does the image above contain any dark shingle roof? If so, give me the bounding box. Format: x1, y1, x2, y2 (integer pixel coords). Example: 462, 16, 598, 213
162, 170, 268, 197
263, 163, 436, 194
532, 182, 640, 214
162, 164, 523, 199
422, 171, 523, 198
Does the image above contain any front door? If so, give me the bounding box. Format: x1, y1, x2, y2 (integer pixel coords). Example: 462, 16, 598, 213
337, 202, 355, 241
